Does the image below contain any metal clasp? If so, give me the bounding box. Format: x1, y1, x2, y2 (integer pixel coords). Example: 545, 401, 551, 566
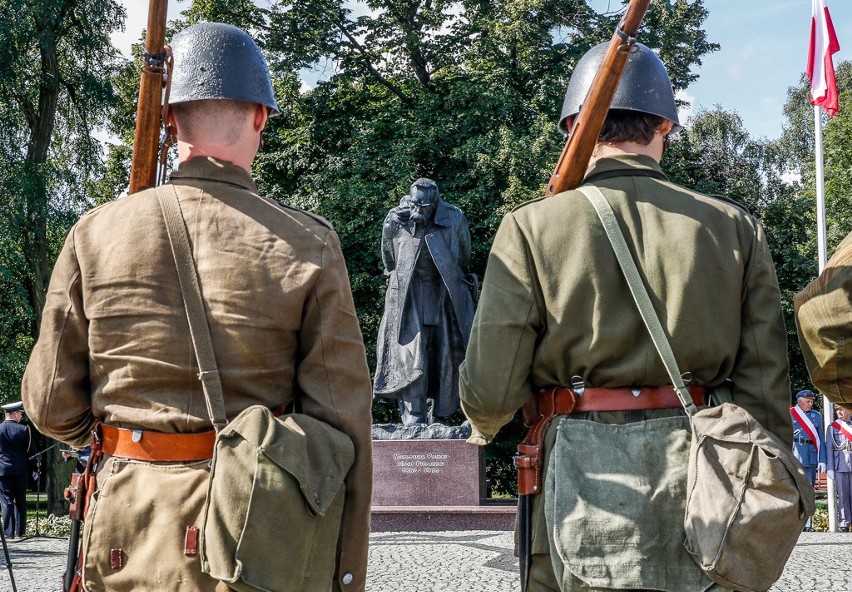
571, 376, 585, 397
131, 430, 143, 443
630, 387, 641, 398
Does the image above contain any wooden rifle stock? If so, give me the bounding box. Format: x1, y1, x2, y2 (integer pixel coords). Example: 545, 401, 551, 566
545, 0, 652, 196
128, 0, 169, 195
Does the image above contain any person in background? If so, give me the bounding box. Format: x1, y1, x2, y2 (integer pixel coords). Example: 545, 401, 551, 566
791, 389, 826, 531
826, 404, 852, 532
0, 401, 32, 538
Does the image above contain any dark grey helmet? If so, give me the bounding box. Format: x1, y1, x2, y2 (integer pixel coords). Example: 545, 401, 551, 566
558, 42, 679, 134
169, 22, 279, 114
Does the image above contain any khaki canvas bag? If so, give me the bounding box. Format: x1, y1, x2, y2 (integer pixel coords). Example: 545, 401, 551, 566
158, 186, 355, 591
579, 186, 815, 592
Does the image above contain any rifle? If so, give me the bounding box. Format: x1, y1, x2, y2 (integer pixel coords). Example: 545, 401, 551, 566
515, 1, 652, 589
63, 429, 103, 592
128, 0, 170, 195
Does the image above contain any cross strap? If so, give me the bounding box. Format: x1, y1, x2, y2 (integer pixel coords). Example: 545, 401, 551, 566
576, 184, 698, 417
157, 184, 228, 430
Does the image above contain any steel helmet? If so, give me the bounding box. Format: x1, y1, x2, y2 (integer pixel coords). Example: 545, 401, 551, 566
169, 22, 279, 114
558, 42, 679, 134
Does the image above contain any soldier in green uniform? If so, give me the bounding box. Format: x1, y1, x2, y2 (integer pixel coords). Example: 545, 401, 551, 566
795, 231, 852, 405
21, 23, 373, 592
459, 42, 791, 592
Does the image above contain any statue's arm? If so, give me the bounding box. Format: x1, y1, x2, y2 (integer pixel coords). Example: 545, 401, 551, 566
457, 212, 472, 268
381, 211, 402, 272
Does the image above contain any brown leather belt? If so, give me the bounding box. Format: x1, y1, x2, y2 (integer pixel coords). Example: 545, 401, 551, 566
541, 384, 706, 415
100, 424, 216, 462
516, 384, 706, 496
100, 405, 291, 462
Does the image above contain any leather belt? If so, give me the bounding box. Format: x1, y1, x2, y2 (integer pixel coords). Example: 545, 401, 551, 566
100, 424, 215, 462
539, 384, 706, 415
100, 405, 290, 462
795, 437, 814, 445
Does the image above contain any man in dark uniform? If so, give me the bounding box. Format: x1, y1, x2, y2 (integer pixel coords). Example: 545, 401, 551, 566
791, 389, 826, 531
0, 401, 32, 537
460, 41, 791, 592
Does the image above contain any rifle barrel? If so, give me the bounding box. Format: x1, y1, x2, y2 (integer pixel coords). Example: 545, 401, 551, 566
545, 0, 652, 195
128, 0, 169, 195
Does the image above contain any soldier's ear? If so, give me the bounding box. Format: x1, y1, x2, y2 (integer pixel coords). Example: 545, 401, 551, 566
657, 120, 674, 137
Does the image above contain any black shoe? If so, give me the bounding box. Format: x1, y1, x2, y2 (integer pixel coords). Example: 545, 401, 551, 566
803, 527, 814, 532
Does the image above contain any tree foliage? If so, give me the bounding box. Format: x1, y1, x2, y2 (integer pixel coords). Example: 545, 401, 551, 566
0, 0, 126, 512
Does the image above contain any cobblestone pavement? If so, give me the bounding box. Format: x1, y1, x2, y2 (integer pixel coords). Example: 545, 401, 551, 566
2, 530, 851, 591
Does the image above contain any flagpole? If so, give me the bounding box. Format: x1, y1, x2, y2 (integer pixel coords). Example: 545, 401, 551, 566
814, 106, 828, 272
813, 103, 837, 532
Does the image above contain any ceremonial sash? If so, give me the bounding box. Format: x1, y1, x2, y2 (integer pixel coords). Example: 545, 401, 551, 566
832, 420, 852, 443
791, 405, 821, 455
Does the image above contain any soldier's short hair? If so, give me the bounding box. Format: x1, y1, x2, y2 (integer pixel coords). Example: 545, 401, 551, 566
598, 109, 667, 146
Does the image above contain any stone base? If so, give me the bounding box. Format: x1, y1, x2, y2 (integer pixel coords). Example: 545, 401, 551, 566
371, 438, 516, 532
371, 502, 517, 532
372, 438, 484, 506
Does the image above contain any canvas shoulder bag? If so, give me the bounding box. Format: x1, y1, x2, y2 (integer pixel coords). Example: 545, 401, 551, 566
158, 185, 355, 592
578, 185, 815, 592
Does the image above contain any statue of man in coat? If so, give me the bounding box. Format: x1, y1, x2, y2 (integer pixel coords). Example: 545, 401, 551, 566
374, 178, 476, 426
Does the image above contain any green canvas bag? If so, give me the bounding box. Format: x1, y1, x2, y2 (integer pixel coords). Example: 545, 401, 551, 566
158, 186, 355, 591
200, 407, 353, 591
578, 186, 815, 592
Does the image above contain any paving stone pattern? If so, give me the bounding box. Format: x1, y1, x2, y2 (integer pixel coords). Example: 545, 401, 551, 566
2, 530, 851, 591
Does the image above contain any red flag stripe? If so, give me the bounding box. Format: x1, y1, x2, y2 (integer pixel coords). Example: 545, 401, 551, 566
808, 0, 841, 116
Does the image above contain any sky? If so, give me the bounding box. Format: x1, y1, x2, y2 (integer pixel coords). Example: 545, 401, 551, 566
114, 0, 852, 141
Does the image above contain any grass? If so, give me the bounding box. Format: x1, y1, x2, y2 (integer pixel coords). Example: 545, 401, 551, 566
24, 491, 72, 537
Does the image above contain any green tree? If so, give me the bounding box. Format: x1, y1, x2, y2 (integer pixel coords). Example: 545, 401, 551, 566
0, 0, 126, 512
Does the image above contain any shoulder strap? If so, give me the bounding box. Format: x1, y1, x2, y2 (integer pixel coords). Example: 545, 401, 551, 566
576, 185, 698, 417
157, 185, 228, 430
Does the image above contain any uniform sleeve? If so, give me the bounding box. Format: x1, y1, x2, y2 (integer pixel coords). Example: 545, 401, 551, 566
21, 226, 95, 448
459, 213, 542, 443
794, 232, 852, 404
818, 413, 828, 464
826, 426, 836, 472
295, 229, 373, 592
729, 220, 792, 444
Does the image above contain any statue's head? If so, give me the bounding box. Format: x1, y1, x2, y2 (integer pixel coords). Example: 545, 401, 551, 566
408, 178, 439, 224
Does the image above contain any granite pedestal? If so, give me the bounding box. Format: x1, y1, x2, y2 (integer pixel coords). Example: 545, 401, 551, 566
371, 438, 516, 531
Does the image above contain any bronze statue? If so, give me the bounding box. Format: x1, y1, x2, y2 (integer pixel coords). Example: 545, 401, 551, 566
374, 179, 476, 426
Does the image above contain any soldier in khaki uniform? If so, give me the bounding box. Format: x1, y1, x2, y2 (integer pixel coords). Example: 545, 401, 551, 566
795, 231, 852, 405
460, 42, 791, 592
21, 23, 373, 592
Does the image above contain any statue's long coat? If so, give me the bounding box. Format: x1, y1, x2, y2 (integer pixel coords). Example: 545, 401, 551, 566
373, 198, 474, 408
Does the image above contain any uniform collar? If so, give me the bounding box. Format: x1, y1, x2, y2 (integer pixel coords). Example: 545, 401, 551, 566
583, 153, 669, 184
169, 157, 258, 193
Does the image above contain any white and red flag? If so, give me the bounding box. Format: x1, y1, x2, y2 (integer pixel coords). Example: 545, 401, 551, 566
807, 0, 841, 116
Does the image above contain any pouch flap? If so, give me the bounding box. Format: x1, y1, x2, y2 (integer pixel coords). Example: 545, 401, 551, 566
218, 406, 355, 516
692, 403, 816, 514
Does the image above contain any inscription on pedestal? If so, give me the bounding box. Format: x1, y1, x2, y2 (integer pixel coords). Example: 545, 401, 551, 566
372, 439, 484, 506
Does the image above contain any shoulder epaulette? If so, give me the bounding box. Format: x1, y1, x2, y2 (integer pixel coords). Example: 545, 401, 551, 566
704, 193, 752, 215
268, 197, 334, 230
509, 193, 550, 213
